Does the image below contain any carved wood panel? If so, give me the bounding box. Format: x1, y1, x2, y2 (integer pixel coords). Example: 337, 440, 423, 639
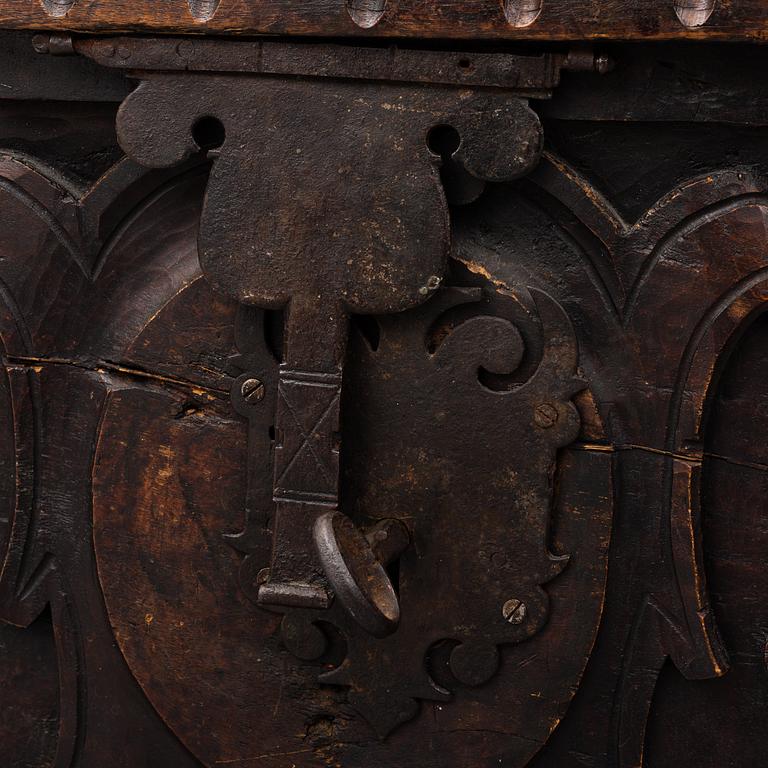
1, 36, 768, 768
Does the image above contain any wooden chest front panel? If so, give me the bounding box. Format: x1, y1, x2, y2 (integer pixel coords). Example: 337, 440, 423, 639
0, 31, 767, 768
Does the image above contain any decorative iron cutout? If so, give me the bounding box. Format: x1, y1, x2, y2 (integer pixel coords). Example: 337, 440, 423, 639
314, 284, 583, 733
70, 35, 614, 753
101, 37, 551, 630
225, 279, 584, 734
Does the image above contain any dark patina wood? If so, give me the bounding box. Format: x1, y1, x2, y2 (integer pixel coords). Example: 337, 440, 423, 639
0, 14, 767, 768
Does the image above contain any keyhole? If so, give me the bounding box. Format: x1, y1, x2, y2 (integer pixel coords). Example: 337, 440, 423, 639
426, 124, 484, 205
192, 116, 226, 151
427, 124, 461, 159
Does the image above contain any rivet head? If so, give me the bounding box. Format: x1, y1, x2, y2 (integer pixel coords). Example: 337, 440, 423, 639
534, 403, 559, 428
347, 0, 387, 29
31, 34, 50, 54
176, 40, 196, 59
673, 0, 715, 28
594, 55, 612, 75
241, 378, 265, 403
419, 275, 442, 295
503, 0, 543, 28
502, 598, 527, 625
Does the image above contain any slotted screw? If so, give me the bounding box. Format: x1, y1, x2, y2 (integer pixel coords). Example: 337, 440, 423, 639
534, 403, 558, 429
241, 378, 265, 403
502, 598, 527, 625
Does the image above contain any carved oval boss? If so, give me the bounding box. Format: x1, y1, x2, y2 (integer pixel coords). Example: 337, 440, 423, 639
115, 73, 543, 320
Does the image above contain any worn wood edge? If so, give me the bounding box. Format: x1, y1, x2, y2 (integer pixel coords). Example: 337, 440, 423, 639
0, 0, 768, 41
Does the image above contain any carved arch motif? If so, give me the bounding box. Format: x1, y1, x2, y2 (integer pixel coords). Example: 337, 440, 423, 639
0, 151, 213, 768
455, 154, 768, 767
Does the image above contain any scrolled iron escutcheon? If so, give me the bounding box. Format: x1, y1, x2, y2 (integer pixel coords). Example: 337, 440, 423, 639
108, 49, 544, 636
79, 37, 605, 738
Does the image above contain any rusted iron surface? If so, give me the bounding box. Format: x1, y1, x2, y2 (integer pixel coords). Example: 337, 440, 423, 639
106, 39, 558, 619
70, 34, 607, 91
101, 40, 586, 729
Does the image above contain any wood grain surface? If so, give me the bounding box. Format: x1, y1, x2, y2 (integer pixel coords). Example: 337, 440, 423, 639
2, 34, 768, 768
0, 0, 766, 40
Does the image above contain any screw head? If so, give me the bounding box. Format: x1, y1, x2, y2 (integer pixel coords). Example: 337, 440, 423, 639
176, 40, 196, 59
419, 275, 442, 295
32, 34, 50, 54
502, 598, 527, 625
595, 55, 614, 75
534, 403, 559, 429
241, 378, 265, 404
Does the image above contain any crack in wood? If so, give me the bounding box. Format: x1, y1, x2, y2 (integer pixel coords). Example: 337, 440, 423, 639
5, 354, 229, 398
569, 442, 768, 474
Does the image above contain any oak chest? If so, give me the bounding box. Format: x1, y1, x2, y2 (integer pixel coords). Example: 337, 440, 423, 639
1, 3, 767, 767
